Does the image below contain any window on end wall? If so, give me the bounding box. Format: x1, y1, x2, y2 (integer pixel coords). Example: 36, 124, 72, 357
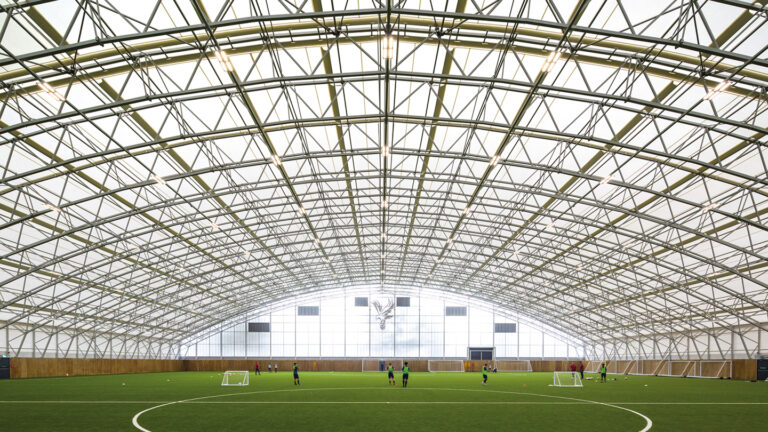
396, 297, 410, 307
248, 322, 270, 332
494, 323, 516, 333
297, 306, 319, 316
445, 306, 467, 316
354, 297, 368, 307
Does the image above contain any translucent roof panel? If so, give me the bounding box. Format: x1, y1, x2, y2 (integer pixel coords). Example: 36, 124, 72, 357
0, 0, 766, 351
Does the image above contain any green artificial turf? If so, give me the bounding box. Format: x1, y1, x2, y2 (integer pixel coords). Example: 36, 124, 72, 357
1, 371, 767, 431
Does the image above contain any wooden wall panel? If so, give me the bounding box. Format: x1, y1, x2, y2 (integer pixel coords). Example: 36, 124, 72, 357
732, 359, 757, 380
10, 357, 755, 379
9, 358, 184, 379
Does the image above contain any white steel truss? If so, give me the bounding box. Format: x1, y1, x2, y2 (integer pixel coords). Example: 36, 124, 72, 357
0, 0, 766, 360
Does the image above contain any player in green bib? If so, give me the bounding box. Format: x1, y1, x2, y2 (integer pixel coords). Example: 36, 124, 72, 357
600, 363, 607, 383
387, 363, 396, 386
402, 362, 409, 388
482, 364, 488, 385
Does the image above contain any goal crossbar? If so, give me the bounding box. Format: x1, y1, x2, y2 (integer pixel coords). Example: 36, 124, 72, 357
362, 359, 403, 372
494, 360, 532, 372
428, 360, 464, 372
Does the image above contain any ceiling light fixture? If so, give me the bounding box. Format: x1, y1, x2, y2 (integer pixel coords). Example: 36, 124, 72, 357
599, 174, 613, 185
214, 50, 234, 72
151, 174, 166, 185
38, 81, 65, 101
44, 203, 62, 213
382, 34, 395, 60
703, 80, 732, 101
541, 49, 565, 73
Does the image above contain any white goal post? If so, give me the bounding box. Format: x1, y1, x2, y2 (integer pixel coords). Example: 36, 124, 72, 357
428, 360, 465, 372
221, 370, 249, 386
551, 371, 583, 387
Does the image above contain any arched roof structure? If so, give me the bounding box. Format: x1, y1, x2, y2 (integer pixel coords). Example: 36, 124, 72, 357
0, 0, 766, 358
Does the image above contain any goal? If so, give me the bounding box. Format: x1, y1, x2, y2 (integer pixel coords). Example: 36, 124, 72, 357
362, 359, 403, 372
221, 370, 249, 386
428, 360, 464, 372
551, 371, 583, 387
494, 360, 533, 372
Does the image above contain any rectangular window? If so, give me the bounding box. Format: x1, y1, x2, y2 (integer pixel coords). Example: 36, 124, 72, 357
298, 306, 319, 316
247, 322, 270, 332
445, 306, 467, 316
396, 297, 410, 307
494, 323, 517, 333
354, 297, 368, 307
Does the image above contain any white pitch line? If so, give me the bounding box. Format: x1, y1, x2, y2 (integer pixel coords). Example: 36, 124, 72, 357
131, 387, 654, 432
1, 400, 766, 405
0, 400, 169, 404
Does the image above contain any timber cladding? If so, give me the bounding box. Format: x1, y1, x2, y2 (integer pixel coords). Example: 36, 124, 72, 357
9, 357, 184, 379
6, 357, 760, 380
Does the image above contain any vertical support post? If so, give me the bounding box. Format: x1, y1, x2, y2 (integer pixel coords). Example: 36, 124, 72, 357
442, 299, 446, 359
418, 293, 421, 358
367, 291, 371, 357
516, 314, 520, 360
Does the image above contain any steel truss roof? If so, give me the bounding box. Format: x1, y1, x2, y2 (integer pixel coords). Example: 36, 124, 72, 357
0, 0, 767, 356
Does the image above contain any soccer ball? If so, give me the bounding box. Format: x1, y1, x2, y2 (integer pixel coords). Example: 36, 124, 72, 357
122, 383, 126, 386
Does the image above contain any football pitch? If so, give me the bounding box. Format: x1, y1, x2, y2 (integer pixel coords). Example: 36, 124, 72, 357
1, 371, 767, 431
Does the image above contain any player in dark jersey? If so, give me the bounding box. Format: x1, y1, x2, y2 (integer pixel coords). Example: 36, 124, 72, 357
387, 363, 396, 386
293, 363, 300, 385
402, 362, 409, 388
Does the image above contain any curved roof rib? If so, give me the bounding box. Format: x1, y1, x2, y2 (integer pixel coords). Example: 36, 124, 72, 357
0, 0, 766, 352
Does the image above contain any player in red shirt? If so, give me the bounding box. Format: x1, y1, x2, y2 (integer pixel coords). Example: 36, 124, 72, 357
254, 362, 260, 375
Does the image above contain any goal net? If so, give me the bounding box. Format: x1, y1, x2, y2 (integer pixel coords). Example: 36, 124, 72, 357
691, 360, 731, 379
362, 359, 403, 372
494, 360, 533, 372
221, 370, 249, 386
428, 360, 464, 372
551, 371, 583, 387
